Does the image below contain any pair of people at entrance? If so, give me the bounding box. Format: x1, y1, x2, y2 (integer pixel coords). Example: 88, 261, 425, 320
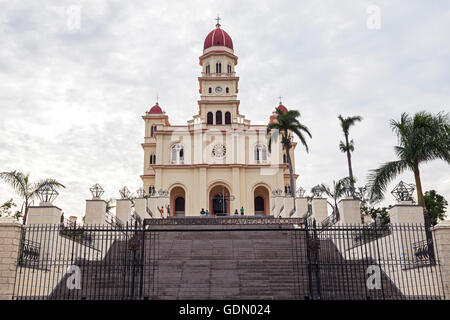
234, 207, 245, 215
158, 205, 170, 218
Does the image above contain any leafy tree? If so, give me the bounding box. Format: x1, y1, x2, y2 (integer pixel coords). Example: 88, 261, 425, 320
424, 190, 448, 226
361, 205, 390, 226
368, 111, 450, 215
338, 115, 363, 192
0, 171, 65, 224
267, 108, 312, 216
0, 198, 22, 222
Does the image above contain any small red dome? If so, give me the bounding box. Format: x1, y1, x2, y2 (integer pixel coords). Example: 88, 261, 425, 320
277, 103, 288, 113
203, 24, 233, 50
149, 103, 163, 114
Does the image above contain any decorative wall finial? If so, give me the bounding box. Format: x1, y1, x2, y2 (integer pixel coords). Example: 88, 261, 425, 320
89, 183, 104, 199
136, 187, 145, 198
119, 186, 131, 199
296, 187, 306, 198
37, 185, 59, 204
391, 181, 415, 202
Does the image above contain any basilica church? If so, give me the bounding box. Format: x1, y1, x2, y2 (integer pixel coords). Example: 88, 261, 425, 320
140, 20, 299, 217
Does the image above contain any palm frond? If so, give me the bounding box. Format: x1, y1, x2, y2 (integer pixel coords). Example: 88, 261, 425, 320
0, 171, 29, 199
367, 160, 409, 202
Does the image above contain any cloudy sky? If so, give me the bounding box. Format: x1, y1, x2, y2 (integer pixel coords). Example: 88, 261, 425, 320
0, 0, 449, 220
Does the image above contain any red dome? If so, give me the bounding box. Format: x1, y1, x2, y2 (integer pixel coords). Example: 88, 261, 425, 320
203, 25, 233, 50
149, 103, 163, 114
277, 103, 288, 113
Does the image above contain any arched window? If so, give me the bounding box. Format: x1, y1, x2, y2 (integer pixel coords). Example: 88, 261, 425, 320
149, 186, 155, 195
151, 125, 157, 137
225, 112, 231, 124
207, 112, 213, 124
255, 144, 267, 163
208, 87, 212, 94
216, 62, 221, 74
171, 144, 184, 164
227, 64, 232, 73
226, 87, 229, 93
216, 111, 222, 125
206, 64, 210, 74
150, 154, 155, 164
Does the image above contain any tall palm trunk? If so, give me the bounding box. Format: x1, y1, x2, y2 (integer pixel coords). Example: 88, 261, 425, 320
345, 134, 355, 190
413, 164, 425, 208
284, 142, 296, 213
23, 197, 30, 225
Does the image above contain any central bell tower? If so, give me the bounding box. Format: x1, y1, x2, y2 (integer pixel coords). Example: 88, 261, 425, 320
198, 19, 241, 125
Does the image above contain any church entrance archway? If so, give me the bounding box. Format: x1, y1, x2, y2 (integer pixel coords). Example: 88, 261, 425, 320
170, 186, 185, 216
254, 185, 270, 216
209, 185, 230, 216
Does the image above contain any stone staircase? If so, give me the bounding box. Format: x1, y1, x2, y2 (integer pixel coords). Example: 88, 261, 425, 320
49, 224, 404, 300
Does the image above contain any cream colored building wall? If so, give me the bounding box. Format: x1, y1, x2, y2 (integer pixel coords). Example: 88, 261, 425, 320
145, 165, 281, 216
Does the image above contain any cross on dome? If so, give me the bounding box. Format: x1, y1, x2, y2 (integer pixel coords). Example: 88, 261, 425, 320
215, 14, 221, 28
278, 95, 283, 104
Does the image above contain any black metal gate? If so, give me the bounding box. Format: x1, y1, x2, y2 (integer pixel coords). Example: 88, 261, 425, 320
12, 217, 446, 300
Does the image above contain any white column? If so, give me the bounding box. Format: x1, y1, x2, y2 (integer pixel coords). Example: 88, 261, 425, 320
148, 197, 159, 218
338, 197, 362, 224
311, 198, 328, 223
134, 198, 149, 219
27, 202, 62, 225
432, 221, 450, 298
295, 197, 308, 218
84, 200, 107, 225
389, 201, 425, 224
274, 196, 284, 217
283, 196, 295, 218
116, 199, 132, 224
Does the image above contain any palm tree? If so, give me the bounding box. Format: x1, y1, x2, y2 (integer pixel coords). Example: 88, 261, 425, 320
0, 170, 65, 224
368, 111, 450, 211
338, 115, 363, 192
317, 177, 350, 221
267, 108, 312, 215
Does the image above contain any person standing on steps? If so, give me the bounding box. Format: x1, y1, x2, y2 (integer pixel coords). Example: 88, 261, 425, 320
166, 205, 170, 217
158, 206, 165, 219
240, 206, 244, 216
205, 209, 209, 217
234, 209, 239, 215
200, 208, 205, 215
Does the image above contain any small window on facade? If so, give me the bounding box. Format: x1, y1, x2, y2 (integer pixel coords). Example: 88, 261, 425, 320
206, 64, 210, 74
225, 112, 231, 124
226, 87, 229, 93
171, 144, 184, 164
227, 64, 232, 73
216, 63, 221, 74
216, 111, 222, 125
255, 144, 267, 163
207, 112, 213, 124
283, 154, 287, 163
208, 87, 212, 94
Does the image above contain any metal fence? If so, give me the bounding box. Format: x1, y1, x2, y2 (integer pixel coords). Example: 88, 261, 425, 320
12, 219, 446, 300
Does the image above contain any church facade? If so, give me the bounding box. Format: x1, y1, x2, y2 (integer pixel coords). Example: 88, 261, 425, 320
140, 21, 299, 217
